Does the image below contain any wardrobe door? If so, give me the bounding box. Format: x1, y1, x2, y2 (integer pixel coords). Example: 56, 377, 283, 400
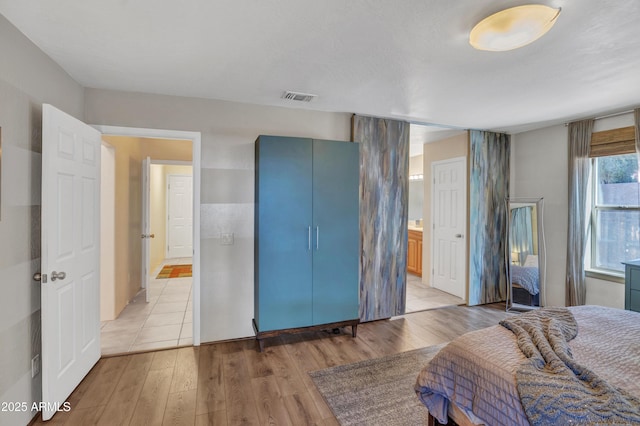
311, 140, 360, 324
255, 136, 313, 331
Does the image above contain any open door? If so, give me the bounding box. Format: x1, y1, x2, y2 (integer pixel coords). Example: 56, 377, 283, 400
40, 104, 102, 420
141, 156, 152, 303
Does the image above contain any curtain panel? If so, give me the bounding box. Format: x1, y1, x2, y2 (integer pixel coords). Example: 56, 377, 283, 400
352, 115, 409, 321
510, 206, 534, 263
469, 130, 510, 305
565, 119, 594, 306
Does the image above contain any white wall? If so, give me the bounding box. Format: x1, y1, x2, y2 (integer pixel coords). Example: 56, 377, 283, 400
0, 15, 85, 426
84, 88, 351, 342
512, 114, 632, 308
100, 144, 116, 321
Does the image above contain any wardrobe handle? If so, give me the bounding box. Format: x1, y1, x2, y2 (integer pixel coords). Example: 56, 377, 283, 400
308, 226, 312, 251
316, 226, 319, 250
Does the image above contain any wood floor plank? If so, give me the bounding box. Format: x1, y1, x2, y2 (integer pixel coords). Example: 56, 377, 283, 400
129, 367, 174, 425
282, 337, 334, 419
321, 416, 341, 426
356, 322, 413, 357
195, 344, 225, 415
318, 334, 366, 365
195, 410, 227, 426
251, 375, 293, 426
151, 348, 179, 371
263, 343, 308, 397
243, 344, 274, 378
327, 329, 383, 362
97, 351, 154, 425
223, 349, 260, 425
163, 389, 197, 426
283, 392, 324, 425
383, 317, 439, 349
62, 405, 106, 425
169, 347, 200, 393
73, 355, 130, 409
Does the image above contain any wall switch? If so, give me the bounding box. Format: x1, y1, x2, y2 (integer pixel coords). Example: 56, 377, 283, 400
32, 354, 40, 378
221, 233, 234, 245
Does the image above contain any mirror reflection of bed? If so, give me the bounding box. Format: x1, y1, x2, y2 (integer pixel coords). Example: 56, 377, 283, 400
506, 198, 545, 311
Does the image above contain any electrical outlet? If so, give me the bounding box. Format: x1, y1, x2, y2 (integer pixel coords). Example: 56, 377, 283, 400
31, 354, 40, 378
221, 232, 234, 245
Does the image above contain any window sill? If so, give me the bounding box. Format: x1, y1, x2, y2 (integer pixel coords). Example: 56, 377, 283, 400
585, 269, 625, 284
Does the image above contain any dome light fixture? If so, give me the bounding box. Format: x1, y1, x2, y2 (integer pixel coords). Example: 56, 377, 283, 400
470, 4, 561, 52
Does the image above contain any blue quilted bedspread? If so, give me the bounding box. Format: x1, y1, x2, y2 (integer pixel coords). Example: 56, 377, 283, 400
500, 308, 640, 425
510, 265, 539, 295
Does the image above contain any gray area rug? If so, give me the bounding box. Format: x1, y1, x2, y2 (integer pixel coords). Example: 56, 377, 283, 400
309, 344, 445, 426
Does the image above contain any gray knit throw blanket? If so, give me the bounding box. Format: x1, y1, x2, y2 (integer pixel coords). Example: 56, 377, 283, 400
500, 308, 640, 425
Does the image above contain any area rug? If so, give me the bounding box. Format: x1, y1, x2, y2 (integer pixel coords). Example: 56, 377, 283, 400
309, 344, 445, 426
155, 264, 192, 279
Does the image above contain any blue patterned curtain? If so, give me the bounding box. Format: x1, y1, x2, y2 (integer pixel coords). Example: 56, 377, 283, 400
469, 130, 510, 305
352, 115, 409, 321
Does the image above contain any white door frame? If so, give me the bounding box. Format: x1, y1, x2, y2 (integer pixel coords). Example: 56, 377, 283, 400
92, 125, 202, 346
430, 156, 467, 300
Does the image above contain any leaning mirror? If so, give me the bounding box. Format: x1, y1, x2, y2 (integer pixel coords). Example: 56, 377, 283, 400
506, 198, 545, 311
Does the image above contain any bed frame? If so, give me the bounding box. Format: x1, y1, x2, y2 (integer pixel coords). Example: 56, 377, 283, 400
428, 403, 479, 426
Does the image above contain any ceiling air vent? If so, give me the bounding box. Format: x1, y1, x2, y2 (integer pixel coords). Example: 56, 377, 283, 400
282, 91, 317, 102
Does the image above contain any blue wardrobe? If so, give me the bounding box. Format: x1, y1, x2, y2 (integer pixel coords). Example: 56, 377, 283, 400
254, 135, 360, 350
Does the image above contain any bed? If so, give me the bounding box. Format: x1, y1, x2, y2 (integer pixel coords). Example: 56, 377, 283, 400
510, 255, 540, 306
415, 306, 640, 425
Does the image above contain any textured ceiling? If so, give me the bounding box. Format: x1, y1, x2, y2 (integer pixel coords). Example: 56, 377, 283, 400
2, 0, 640, 139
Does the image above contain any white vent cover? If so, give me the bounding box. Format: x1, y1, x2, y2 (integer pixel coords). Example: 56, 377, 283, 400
281, 91, 317, 102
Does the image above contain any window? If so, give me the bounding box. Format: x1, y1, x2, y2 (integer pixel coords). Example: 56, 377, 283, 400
590, 153, 640, 274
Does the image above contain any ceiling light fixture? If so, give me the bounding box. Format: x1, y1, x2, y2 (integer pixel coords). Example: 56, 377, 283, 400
469, 4, 561, 52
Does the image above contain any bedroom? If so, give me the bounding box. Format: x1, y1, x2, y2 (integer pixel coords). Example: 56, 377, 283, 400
1, 1, 639, 425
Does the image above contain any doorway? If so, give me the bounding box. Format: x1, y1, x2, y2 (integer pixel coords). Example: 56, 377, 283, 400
95, 126, 201, 355
405, 125, 467, 313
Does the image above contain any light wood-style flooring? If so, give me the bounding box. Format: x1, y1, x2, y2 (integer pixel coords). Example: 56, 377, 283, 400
34, 304, 511, 425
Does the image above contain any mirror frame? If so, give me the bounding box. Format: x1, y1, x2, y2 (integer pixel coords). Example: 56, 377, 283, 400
505, 197, 546, 311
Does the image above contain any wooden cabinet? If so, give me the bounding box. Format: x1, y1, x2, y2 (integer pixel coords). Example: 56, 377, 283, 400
624, 259, 640, 312
254, 135, 360, 350
407, 229, 422, 276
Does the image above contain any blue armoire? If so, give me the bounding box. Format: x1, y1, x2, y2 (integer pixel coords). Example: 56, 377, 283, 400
254, 135, 360, 350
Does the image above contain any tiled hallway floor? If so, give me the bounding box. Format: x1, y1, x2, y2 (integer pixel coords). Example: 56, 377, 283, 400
405, 272, 465, 313
100, 258, 193, 355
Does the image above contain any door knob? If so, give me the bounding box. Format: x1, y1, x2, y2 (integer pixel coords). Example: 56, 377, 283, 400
51, 271, 66, 281
140, 233, 155, 239
455, 234, 464, 238
33, 272, 42, 282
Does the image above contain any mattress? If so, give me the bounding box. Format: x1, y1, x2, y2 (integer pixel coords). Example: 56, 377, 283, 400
415, 306, 640, 425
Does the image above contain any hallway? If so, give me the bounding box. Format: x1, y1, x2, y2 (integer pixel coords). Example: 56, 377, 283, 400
100, 258, 193, 355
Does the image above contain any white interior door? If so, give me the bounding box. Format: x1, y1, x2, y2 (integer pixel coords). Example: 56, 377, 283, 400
431, 157, 466, 299
41, 104, 101, 421
167, 174, 193, 258
141, 156, 151, 303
